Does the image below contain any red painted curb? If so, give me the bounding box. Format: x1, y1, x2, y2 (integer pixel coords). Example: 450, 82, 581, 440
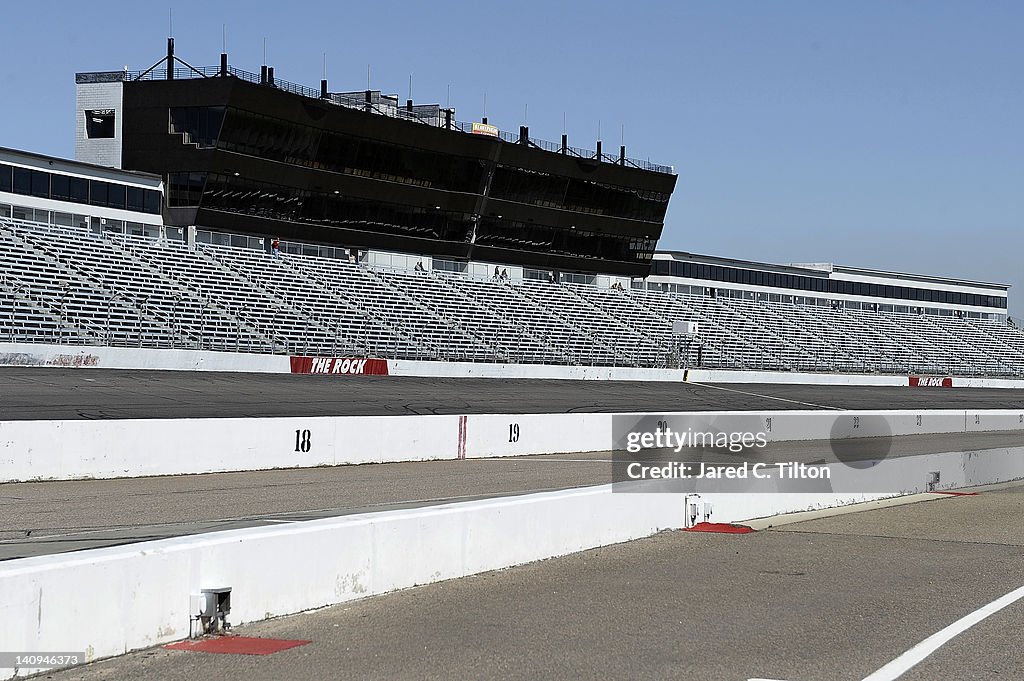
684, 522, 755, 534
165, 636, 311, 655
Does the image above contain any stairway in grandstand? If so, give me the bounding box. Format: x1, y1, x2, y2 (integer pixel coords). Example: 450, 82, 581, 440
3, 217, 1024, 376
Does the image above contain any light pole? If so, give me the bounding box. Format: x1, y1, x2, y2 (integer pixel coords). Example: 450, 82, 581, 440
58, 284, 70, 344
106, 293, 118, 346
172, 293, 182, 349
137, 295, 149, 348
199, 299, 209, 351
270, 305, 279, 354
12, 284, 27, 342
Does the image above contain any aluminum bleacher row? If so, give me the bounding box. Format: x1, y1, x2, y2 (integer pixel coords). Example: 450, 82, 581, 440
2, 217, 1024, 376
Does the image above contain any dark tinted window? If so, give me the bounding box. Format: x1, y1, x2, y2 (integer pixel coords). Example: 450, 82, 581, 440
127, 186, 145, 212
0, 164, 11, 192
51, 174, 71, 201
70, 176, 89, 203
13, 167, 31, 194
107, 183, 127, 210
30, 170, 50, 198
144, 189, 161, 214
167, 173, 207, 207
169, 106, 225, 148
90, 180, 109, 207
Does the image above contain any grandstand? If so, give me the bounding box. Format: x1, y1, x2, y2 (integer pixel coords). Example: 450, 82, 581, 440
3, 215, 1024, 376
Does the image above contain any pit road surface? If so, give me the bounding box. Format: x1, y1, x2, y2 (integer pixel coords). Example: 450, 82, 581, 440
4, 430, 1023, 560
41, 482, 1024, 681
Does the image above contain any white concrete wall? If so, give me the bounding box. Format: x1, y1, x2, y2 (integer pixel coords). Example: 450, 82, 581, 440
388, 358, 685, 381
684, 368, 909, 386
0, 343, 290, 373
0, 485, 686, 679
3, 409, 1023, 483
0, 415, 455, 481
956, 376, 1024, 390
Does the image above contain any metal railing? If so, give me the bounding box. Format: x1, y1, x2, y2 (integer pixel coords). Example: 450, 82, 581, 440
90, 65, 675, 175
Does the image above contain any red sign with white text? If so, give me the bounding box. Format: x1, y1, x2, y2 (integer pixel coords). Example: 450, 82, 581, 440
908, 376, 953, 388
290, 357, 389, 375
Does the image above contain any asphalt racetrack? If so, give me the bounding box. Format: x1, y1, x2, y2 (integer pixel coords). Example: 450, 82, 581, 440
2, 368, 1024, 419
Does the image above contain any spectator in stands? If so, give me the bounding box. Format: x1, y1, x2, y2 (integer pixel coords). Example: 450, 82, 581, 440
414, 261, 425, 272
494, 266, 501, 280
271, 238, 280, 258
501, 268, 509, 281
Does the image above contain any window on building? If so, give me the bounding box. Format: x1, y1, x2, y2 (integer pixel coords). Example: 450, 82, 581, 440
167, 172, 208, 207
107, 184, 127, 210
127, 186, 145, 212
169, 106, 225, 148
12, 167, 31, 195
144, 189, 161, 214
30, 170, 49, 198
0, 164, 11, 192
89, 180, 109, 207
85, 110, 116, 139
70, 177, 89, 203
51, 174, 70, 201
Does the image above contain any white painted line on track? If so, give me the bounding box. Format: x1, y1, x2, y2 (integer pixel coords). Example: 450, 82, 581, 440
859, 581, 1024, 681
748, 580, 1024, 681
690, 381, 844, 411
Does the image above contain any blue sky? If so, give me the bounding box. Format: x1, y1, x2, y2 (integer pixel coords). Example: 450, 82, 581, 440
2, 1, 1021, 316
